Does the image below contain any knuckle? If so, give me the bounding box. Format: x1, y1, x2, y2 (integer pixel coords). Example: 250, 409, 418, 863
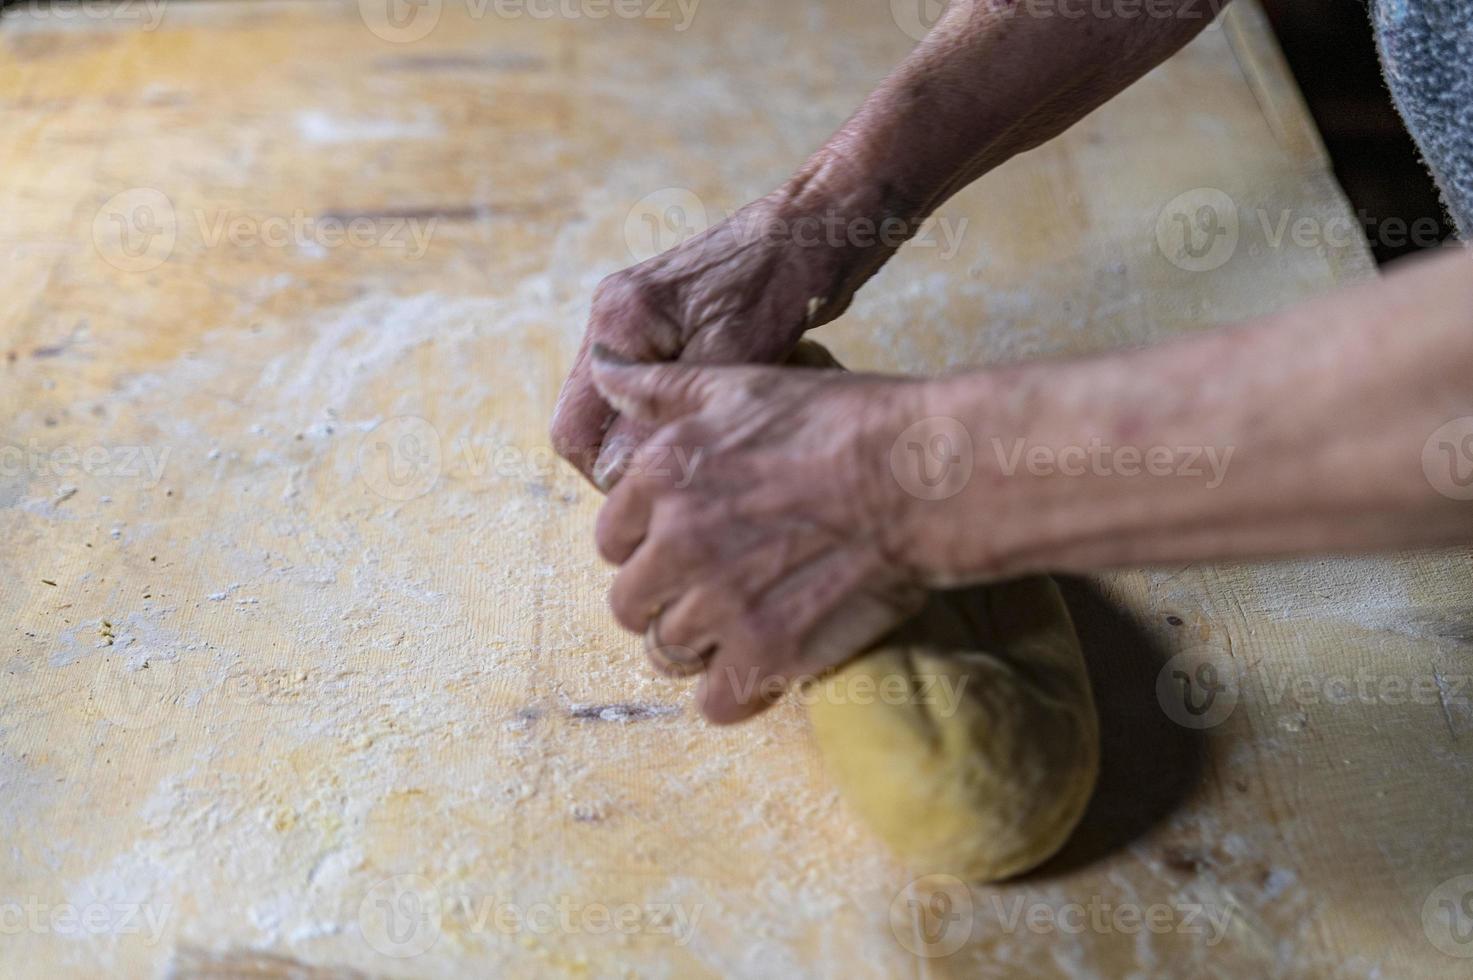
665, 584, 718, 641
554, 437, 598, 477
624, 439, 686, 489
645, 604, 712, 677
648, 649, 699, 679
655, 493, 704, 539
593, 513, 622, 565
590, 271, 650, 326
733, 367, 779, 402
590, 270, 679, 353
594, 485, 642, 564
590, 269, 635, 309
739, 611, 782, 653
549, 378, 604, 472
738, 607, 800, 674
549, 412, 578, 459
655, 417, 694, 447
608, 575, 647, 633
668, 372, 705, 407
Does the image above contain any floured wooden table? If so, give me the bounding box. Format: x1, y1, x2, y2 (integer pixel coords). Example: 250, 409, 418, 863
3, 1, 1472, 976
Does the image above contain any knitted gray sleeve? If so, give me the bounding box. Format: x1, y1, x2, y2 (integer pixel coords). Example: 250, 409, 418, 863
1371, 0, 1473, 238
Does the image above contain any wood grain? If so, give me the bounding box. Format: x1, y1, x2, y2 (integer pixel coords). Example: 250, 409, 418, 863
2, 1, 1470, 976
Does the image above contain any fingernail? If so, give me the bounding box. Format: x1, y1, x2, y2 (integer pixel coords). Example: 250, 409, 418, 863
590, 343, 635, 366
593, 435, 635, 492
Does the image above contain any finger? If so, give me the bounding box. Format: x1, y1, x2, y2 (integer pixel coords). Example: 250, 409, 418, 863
755, 548, 886, 646
606, 521, 700, 636
696, 616, 790, 725
795, 589, 922, 679
550, 345, 616, 483
759, 548, 923, 675
628, 518, 829, 629
605, 498, 736, 630
589, 346, 722, 430
592, 412, 654, 493
645, 584, 732, 678
592, 338, 841, 491
679, 314, 796, 366
610, 516, 816, 632
695, 550, 920, 724
594, 446, 685, 565
608, 531, 705, 633
649, 583, 734, 676
693, 550, 852, 725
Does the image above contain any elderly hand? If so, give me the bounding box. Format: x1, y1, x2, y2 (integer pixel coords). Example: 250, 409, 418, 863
551, 194, 850, 489
588, 345, 951, 723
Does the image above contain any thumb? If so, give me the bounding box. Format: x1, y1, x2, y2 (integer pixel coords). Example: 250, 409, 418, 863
589, 344, 719, 428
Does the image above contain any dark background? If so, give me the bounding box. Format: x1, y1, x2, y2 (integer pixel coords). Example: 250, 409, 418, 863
1260, 0, 1456, 263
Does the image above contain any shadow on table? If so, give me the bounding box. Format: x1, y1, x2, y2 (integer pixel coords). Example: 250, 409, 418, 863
1029, 576, 1208, 879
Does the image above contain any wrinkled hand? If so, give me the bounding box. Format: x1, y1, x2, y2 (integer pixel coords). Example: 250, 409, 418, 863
588, 347, 934, 723
551, 195, 843, 488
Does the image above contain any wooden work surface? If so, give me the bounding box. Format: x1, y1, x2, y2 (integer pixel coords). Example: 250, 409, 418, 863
3, 1, 1472, 976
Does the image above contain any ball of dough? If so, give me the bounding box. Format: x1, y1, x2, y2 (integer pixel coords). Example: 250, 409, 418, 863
807, 576, 1099, 881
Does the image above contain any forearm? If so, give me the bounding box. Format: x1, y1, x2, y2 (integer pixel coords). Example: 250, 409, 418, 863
776, 0, 1225, 315
920, 245, 1473, 578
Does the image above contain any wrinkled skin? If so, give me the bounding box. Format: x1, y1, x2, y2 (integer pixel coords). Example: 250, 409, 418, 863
549, 0, 1244, 722
550, 195, 842, 489
589, 351, 932, 724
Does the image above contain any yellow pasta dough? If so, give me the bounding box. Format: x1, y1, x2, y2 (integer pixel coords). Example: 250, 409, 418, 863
807, 577, 1100, 881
